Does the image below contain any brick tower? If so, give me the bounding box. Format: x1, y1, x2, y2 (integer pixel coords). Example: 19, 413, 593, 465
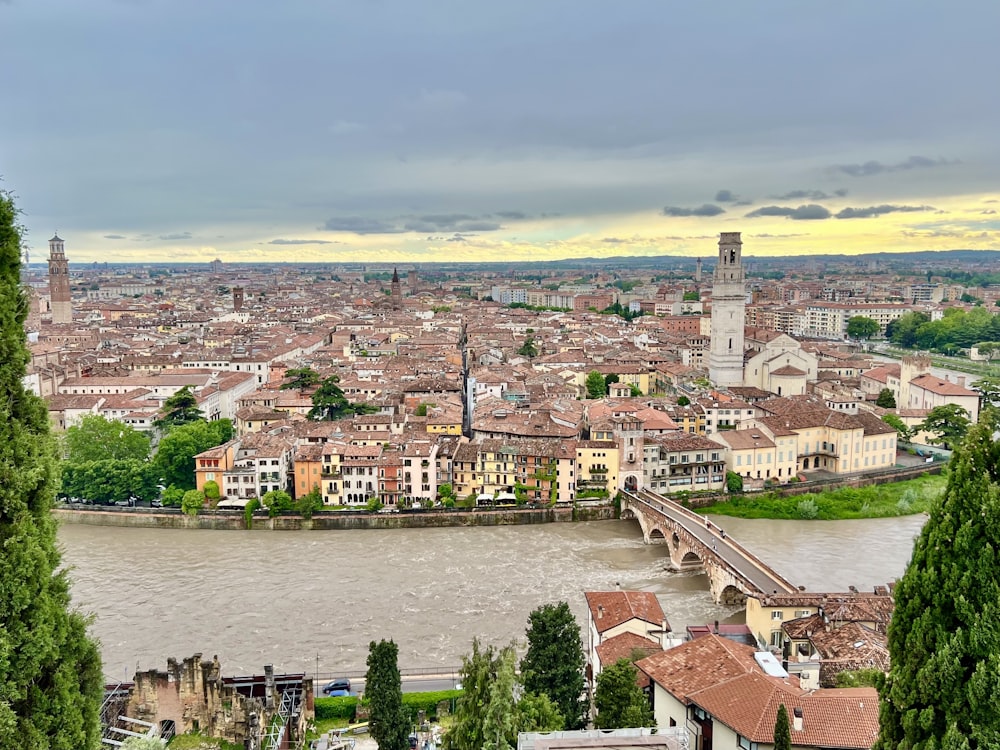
47, 233, 72, 325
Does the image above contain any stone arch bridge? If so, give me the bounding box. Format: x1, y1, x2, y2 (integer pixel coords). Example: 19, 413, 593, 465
621, 489, 798, 605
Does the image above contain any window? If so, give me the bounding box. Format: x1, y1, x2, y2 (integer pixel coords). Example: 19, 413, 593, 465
772, 610, 783, 620
738, 737, 759, 750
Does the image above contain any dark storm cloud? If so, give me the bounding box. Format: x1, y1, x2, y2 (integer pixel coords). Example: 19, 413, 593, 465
323, 217, 407, 234
493, 211, 529, 220
745, 204, 832, 220
835, 204, 935, 219
831, 156, 954, 177
268, 238, 337, 245
771, 189, 846, 201
662, 204, 726, 217
159, 232, 192, 240
103, 234, 126, 239
325, 213, 502, 235
714, 190, 742, 203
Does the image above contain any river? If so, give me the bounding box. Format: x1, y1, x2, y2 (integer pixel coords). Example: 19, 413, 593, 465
56, 515, 925, 681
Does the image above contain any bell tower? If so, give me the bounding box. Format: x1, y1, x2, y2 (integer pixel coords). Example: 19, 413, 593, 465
47, 233, 73, 325
708, 232, 746, 387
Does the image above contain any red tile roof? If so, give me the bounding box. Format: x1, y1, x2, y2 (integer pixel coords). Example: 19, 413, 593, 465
585, 591, 666, 634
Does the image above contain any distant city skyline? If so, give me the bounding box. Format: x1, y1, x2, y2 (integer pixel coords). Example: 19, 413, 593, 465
3, 1, 998, 264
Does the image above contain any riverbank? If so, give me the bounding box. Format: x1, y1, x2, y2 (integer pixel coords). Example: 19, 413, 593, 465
701, 472, 947, 520
53, 503, 616, 530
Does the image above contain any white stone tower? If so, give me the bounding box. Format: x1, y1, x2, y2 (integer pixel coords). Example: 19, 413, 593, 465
708, 232, 746, 387
47, 233, 73, 325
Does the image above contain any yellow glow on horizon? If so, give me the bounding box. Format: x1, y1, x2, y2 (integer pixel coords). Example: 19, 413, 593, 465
62, 191, 1000, 264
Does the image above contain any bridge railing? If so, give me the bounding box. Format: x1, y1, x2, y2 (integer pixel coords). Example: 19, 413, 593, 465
624, 490, 797, 594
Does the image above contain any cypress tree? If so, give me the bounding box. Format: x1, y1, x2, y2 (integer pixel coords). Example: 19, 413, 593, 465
366, 639, 408, 750
520, 601, 586, 729
773, 704, 791, 750
0, 191, 104, 747
875, 410, 1000, 749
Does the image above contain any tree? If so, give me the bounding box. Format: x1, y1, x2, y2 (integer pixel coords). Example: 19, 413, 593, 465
917, 404, 971, 449
263, 489, 293, 517
847, 315, 879, 341
63, 414, 151, 463
153, 418, 232, 489
773, 704, 791, 750
447, 639, 541, 750
677, 395, 690, 406
309, 375, 379, 421
154, 385, 203, 429
515, 693, 563, 734
886, 311, 931, 348
585, 371, 607, 399
414, 402, 435, 417
121, 737, 169, 750
517, 337, 538, 358
874, 413, 1000, 749
682, 290, 700, 301
0, 189, 103, 748
520, 602, 586, 729
876, 387, 897, 409
881, 414, 912, 443
203, 479, 221, 506
281, 366, 320, 391
366, 639, 409, 750
726, 471, 744, 493
593, 659, 653, 729
61, 459, 159, 504
181, 489, 205, 515
973, 376, 1000, 407
482, 646, 518, 750
295, 486, 324, 519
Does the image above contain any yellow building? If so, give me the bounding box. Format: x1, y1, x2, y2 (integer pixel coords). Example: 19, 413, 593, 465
575, 441, 619, 499
746, 589, 894, 649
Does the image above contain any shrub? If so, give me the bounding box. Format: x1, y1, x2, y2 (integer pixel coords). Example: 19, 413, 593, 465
314, 696, 359, 721
797, 498, 819, 519
401, 689, 463, 721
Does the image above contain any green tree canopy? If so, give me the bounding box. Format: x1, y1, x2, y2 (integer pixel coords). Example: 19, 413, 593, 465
153, 418, 233, 489
876, 387, 897, 409
885, 311, 931, 348
61, 459, 160, 504
263, 489, 293, 517
63, 414, 151, 463
593, 659, 654, 729
519, 602, 586, 729
517, 337, 538, 358
585, 371, 607, 399
917, 404, 971, 449
295, 486, 324, 519
181, 489, 205, 516
847, 315, 880, 340
154, 385, 203, 430
881, 414, 912, 443
726, 471, 744, 493
0, 189, 103, 747
366, 639, 409, 750
773, 704, 791, 750
973, 376, 1000, 407
875, 412, 1000, 749
280, 366, 320, 391
309, 375, 380, 421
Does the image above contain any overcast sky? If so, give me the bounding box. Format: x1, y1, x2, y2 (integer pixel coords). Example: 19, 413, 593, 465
3, 0, 998, 264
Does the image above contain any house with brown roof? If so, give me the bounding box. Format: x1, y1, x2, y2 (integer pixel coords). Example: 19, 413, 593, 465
636, 634, 880, 750
584, 591, 670, 689
781, 616, 889, 690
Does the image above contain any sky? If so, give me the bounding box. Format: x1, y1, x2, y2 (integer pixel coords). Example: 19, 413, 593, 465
3, 0, 999, 265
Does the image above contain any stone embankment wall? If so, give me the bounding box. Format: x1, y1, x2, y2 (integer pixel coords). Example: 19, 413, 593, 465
54, 504, 616, 530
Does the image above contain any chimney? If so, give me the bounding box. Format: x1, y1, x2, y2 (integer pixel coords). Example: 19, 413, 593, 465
713, 620, 719, 635
793, 707, 803, 732
957, 376, 966, 388
597, 605, 604, 620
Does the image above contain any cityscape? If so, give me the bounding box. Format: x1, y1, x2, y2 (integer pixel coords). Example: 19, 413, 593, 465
4, 2, 1000, 749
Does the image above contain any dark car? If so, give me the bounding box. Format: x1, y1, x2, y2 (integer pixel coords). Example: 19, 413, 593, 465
322, 679, 351, 695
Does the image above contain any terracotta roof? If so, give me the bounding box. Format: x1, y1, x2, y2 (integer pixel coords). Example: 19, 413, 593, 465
595, 632, 663, 688
770, 365, 806, 376
635, 634, 760, 702
585, 591, 666, 634
909, 373, 977, 397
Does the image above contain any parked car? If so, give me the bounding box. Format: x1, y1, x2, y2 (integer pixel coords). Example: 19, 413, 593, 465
322, 679, 351, 695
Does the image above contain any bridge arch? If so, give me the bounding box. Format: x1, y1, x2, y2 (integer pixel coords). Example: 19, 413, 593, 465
717, 584, 747, 606
648, 527, 667, 542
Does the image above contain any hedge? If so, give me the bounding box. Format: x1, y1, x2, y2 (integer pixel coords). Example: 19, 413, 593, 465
315, 696, 359, 721
314, 690, 463, 723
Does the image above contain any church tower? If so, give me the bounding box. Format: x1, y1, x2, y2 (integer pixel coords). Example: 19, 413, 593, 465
708, 232, 746, 387
390, 267, 402, 309
47, 233, 72, 325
